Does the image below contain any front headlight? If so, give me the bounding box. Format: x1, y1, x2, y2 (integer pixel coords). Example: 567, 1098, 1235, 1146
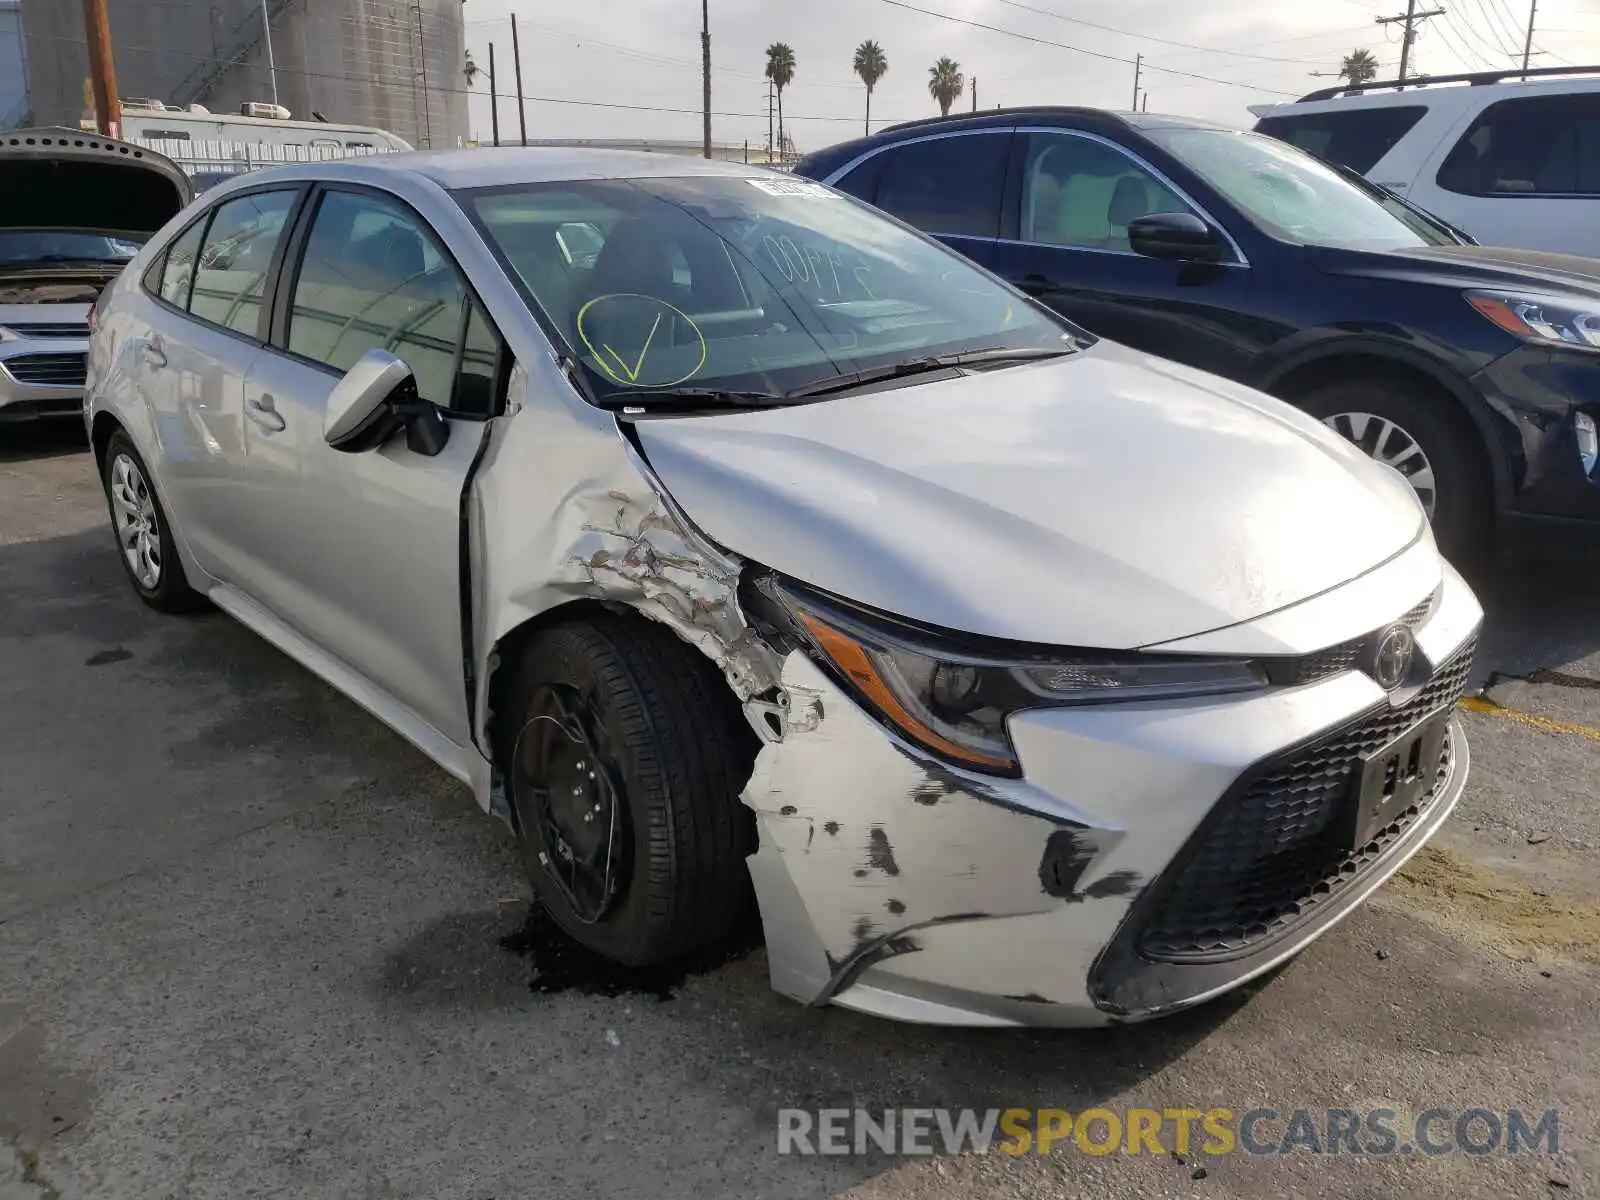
764, 581, 1268, 775
1467, 290, 1600, 351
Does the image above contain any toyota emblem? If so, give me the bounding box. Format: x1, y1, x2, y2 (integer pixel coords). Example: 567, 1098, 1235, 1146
1372, 624, 1416, 691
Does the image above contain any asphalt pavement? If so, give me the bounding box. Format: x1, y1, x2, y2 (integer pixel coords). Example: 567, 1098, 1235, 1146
2, 421, 1596, 1200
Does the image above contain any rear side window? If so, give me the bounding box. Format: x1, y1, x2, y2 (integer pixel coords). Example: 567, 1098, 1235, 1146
1254, 106, 1427, 173
1437, 94, 1600, 197
286, 188, 498, 415
874, 133, 1009, 238
157, 219, 207, 309
830, 153, 888, 204
189, 190, 298, 335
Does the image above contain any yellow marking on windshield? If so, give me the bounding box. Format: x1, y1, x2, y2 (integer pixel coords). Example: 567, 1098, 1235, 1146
576, 293, 707, 388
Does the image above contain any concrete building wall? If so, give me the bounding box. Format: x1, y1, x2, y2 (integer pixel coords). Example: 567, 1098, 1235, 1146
0, 0, 27, 128
20, 0, 466, 149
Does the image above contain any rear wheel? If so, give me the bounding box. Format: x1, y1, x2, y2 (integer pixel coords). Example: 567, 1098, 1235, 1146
101, 431, 206, 613
1296, 377, 1489, 560
494, 616, 759, 966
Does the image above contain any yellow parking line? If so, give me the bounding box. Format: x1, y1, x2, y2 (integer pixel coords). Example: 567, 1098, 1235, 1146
1460, 695, 1600, 742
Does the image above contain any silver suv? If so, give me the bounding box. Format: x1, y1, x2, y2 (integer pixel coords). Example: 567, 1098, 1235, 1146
0, 129, 189, 422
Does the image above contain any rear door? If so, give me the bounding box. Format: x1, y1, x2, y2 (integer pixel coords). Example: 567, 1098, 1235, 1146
1410, 91, 1600, 256
990, 129, 1262, 382
232, 184, 501, 747
135, 186, 302, 580
829, 130, 1011, 270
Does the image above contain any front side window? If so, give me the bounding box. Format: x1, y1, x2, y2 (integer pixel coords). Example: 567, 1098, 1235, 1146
286, 188, 495, 413
1145, 127, 1443, 250
463, 173, 1073, 405
189, 189, 298, 335
1020, 132, 1196, 252
873, 133, 1009, 237
1437, 94, 1600, 197
1254, 106, 1427, 174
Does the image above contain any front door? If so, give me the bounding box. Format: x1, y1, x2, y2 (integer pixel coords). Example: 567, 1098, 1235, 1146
992, 130, 1265, 384
232, 186, 502, 747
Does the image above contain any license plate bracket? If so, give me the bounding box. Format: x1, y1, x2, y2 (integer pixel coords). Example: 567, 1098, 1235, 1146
1348, 712, 1450, 849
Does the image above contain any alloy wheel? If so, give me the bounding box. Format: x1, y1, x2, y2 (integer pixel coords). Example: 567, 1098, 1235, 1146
109, 453, 163, 589
1322, 411, 1438, 518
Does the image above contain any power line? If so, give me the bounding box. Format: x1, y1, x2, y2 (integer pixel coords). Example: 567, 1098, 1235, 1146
1375, 1, 1447, 80
872, 0, 1300, 95
983, 0, 1339, 66
23, 28, 926, 127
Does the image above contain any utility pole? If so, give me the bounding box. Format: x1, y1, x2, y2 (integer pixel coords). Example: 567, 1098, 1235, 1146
1131, 54, 1141, 111
511, 14, 527, 146
488, 42, 499, 146
971, 77, 978, 111
767, 77, 774, 163
700, 0, 711, 158
1376, 0, 1445, 84
1142, 91, 1149, 112
81, 0, 121, 137
260, 0, 279, 107
1521, 0, 1538, 79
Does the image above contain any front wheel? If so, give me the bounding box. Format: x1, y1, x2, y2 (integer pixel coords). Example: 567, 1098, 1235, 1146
493, 616, 759, 967
1296, 378, 1488, 559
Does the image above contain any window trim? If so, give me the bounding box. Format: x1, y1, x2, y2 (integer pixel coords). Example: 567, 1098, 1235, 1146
1005, 127, 1250, 266
1434, 94, 1600, 200
138, 182, 312, 348
267, 180, 509, 421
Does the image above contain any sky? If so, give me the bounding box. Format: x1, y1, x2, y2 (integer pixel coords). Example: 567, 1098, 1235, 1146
458, 0, 1600, 152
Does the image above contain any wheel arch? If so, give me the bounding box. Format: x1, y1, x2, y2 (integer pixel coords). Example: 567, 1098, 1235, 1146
1259, 343, 1514, 511
90, 410, 125, 476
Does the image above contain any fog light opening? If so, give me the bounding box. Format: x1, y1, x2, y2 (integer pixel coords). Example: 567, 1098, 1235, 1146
1577, 411, 1598, 479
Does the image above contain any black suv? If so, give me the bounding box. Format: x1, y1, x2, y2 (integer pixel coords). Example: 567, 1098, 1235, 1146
793, 109, 1600, 557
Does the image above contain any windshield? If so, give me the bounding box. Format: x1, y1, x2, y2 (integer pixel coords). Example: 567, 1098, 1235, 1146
1145, 128, 1447, 251
461, 174, 1074, 403
0, 230, 148, 268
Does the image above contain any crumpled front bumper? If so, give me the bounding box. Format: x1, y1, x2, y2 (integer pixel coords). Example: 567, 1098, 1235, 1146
741, 561, 1482, 1027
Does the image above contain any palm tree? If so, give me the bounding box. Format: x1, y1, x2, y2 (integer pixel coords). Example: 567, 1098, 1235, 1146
928, 57, 963, 117
765, 43, 796, 161
853, 40, 888, 136
1340, 48, 1379, 86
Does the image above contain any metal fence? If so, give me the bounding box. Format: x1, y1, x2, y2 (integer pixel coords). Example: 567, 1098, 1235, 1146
130, 137, 402, 177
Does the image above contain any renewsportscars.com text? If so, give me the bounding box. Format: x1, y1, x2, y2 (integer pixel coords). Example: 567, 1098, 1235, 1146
777, 1107, 1560, 1158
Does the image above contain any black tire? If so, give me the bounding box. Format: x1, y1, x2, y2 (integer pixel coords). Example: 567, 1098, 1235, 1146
494, 615, 759, 966
1295, 377, 1489, 560
101, 431, 207, 613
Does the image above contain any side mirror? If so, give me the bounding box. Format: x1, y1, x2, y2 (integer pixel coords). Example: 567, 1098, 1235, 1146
1127, 212, 1230, 264
323, 348, 450, 457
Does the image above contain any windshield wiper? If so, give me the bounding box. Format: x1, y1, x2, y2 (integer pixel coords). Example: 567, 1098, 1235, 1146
786, 344, 1076, 399
601, 387, 793, 413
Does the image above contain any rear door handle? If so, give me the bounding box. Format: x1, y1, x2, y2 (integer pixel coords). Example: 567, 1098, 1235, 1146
139, 340, 167, 369
245, 393, 287, 433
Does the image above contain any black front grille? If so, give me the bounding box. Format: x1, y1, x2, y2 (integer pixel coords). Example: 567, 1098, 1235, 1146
1271, 589, 1438, 688
2, 321, 90, 339
1137, 633, 1477, 963
3, 352, 88, 386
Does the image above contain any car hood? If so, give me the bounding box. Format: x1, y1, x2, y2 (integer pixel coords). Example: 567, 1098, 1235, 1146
633, 342, 1426, 649
1323, 243, 1600, 300
0, 128, 191, 236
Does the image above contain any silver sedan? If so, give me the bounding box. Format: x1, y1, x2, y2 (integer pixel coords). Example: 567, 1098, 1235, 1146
85, 150, 1481, 1026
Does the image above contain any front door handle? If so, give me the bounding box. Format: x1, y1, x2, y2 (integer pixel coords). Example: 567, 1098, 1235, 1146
245, 393, 287, 433
139, 340, 167, 369
1017, 273, 1058, 294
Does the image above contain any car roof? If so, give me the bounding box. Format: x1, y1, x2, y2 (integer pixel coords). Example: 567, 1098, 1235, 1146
1254, 66, 1600, 114
221, 147, 781, 194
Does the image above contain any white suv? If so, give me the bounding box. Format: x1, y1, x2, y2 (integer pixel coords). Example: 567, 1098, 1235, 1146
1251, 66, 1600, 256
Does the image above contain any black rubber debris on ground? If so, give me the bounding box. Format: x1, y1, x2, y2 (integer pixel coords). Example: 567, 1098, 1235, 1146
500, 903, 761, 1001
